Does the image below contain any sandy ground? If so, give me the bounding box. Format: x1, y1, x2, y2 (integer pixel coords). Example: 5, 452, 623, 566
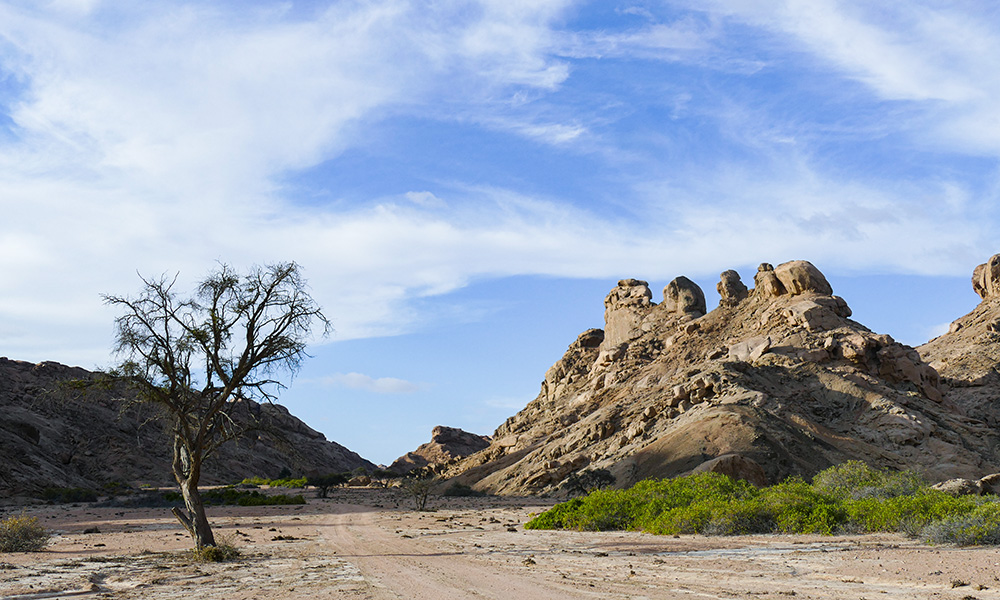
4, 488, 1000, 599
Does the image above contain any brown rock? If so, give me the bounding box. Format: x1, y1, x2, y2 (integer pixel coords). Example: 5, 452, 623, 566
972, 253, 1000, 299
931, 478, 983, 496
773, 260, 833, 296
717, 270, 748, 307
753, 263, 786, 297
663, 276, 706, 316
389, 426, 491, 474
601, 279, 653, 349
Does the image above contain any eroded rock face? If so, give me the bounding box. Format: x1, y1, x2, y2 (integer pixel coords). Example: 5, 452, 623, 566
601, 279, 653, 349
442, 257, 978, 497
663, 276, 706, 316
718, 270, 749, 307
973, 254, 1000, 300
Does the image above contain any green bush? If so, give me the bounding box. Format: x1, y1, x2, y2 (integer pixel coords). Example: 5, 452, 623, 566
0, 513, 50, 552
845, 490, 974, 534
525, 463, 1000, 544
923, 501, 1000, 546
812, 461, 924, 500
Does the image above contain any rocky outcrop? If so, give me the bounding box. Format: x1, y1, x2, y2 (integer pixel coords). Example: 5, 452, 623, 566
663, 276, 706, 316
0, 358, 374, 498
972, 254, 1000, 300
389, 426, 491, 474
442, 258, 997, 496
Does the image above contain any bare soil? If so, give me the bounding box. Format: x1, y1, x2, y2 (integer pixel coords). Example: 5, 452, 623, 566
4, 488, 1000, 599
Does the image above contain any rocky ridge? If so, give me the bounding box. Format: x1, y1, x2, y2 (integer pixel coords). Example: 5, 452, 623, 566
0, 358, 374, 497
389, 426, 491, 474
443, 259, 1000, 495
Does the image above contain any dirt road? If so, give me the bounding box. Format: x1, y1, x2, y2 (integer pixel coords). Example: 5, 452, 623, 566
4, 489, 1000, 599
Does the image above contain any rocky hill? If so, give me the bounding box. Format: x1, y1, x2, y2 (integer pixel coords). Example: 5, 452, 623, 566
443, 259, 1000, 495
0, 358, 374, 498
389, 426, 491, 474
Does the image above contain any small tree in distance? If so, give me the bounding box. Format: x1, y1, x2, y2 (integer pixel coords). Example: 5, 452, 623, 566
104, 262, 329, 549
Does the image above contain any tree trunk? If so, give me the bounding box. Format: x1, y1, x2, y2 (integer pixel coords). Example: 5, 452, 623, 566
174, 478, 216, 549
171, 434, 215, 548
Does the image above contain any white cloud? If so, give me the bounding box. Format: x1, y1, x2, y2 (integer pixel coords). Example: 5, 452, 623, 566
318, 373, 424, 395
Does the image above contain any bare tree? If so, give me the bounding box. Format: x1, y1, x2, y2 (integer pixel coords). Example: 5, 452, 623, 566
104, 262, 329, 548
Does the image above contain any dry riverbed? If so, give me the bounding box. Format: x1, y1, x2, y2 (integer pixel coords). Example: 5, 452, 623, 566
3, 488, 1000, 599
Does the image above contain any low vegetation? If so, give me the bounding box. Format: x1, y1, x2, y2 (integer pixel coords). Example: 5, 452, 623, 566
240, 476, 308, 488
0, 513, 50, 552
525, 462, 1000, 545
163, 487, 305, 507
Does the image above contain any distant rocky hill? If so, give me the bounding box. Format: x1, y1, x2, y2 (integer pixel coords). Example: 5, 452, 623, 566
443, 259, 1000, 495
0, 358, 374, 498
389, 426, 490, 474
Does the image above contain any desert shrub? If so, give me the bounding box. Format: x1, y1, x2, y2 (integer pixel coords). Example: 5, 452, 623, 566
400, 476, 434, 511
267, 477, 307, 488
845, 490, 974, 534
812, 461, 924, 500
0, 513, 50, 552
240, 476, 270, 486
307, 473, 349, 498
190, 533, 241, 561
524, 498, 585, 530
162, 487, 305, 506
527, 473, 758, 532
923, 501, 1000, 546
562, 469, 616, 496
40, 487, 98, 503
443, 483, 486, 497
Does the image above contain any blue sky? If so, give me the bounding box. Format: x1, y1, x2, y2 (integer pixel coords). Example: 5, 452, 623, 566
1, 1, 998, 465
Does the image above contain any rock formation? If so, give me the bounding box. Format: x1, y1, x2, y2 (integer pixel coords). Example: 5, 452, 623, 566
0, 358, 374, 497
919, 252, 1000, 427
389, 426, 491, 474
442, 259, 1000, 495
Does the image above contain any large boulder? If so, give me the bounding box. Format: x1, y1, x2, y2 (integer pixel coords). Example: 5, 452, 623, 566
663, 276, 706, 316
773, 260, 833, 296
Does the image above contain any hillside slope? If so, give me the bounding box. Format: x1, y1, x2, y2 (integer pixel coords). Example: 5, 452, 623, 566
0, 358, 374, 497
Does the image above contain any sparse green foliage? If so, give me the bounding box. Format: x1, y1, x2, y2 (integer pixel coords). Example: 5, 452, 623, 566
104, 262, 329, 549
190, 535, 240, 562
923, 502, 1000, 545
401, 475, 434, 511
562, 468, 616, 496
525, 463, 1000, 545
0, 513, 50, 552
307, 473, 349, 498
812, 461, 924, 500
